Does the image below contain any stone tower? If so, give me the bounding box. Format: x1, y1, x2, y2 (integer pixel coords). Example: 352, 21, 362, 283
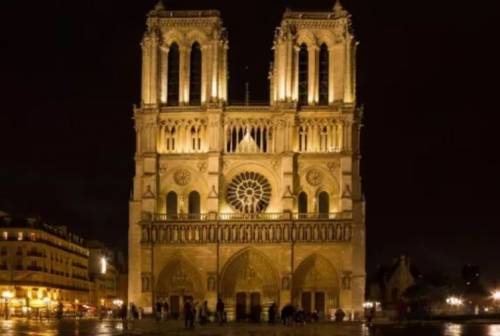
129, 0, 365, 320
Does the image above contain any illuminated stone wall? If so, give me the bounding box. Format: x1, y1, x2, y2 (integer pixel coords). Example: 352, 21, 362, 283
129, 1, 365, 320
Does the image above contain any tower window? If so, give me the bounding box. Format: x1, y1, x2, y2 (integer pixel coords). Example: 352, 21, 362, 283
319, 44, 329, 105
189, 42, 202, 105
188, 191, 201, 216
318, 191, 330, 218
298, 44, 308, 106
298, 192, 308, 215
166, 191, 178, 219
167, 43, 180, 106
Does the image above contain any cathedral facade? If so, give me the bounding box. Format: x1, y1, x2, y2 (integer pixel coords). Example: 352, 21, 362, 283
129, 1, 365, 320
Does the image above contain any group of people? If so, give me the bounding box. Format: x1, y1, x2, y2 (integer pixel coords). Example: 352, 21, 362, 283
183, 298, 226, 328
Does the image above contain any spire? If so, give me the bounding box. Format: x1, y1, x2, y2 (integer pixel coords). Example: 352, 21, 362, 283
333, 0, 348, 18
148, 0, 166, 17
154, 0, 165, 11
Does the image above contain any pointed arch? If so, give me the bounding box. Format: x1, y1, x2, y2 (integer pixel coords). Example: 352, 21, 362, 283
188, 190, 200, 216
189, 42, 202, 105
319, 43, 329, 105
220, 247, 280, 302
318, 191, 330, 217
298, 191, 308, 215
167, 42, 180, 106
156, 255, 204, 301
298, 43, 309, 106
166, 191, 178, 218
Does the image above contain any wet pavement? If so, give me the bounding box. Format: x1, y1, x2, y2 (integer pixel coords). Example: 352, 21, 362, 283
1, 319, 500, 336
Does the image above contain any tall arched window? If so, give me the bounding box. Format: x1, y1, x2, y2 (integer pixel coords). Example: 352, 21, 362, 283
299, 126, 308, 152
298, 192, 308, 217
191, 126, 201, 152
189, 42, 202, 105
188, 191, 200, 217
166, 191, 178, 219
167, 43, 180, 106
319, 43, 329, 105
318, 191, 330, 218
166, 126, 176, 152
298, 44, 309, 106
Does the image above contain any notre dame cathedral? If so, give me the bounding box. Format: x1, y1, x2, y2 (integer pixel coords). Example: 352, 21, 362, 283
129, 0, 365, 320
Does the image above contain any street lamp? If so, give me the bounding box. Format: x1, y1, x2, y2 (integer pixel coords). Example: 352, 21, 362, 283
2, 290, 14, 320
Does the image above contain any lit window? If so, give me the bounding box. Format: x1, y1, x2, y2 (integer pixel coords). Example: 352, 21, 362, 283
18, 232, 23, 241
2, 232, 7, 240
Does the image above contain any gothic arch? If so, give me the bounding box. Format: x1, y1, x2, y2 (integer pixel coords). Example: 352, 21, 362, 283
186, 30, 209, 45
219, 247, 280, 302
156, 256, 204, 300
296, 31, 317, 49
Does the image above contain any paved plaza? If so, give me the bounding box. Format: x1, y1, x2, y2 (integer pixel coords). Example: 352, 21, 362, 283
1, 319, 499, 336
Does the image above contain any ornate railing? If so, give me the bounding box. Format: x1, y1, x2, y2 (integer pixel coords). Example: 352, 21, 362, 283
147, 212, 351, 222
140, 221, 351, 245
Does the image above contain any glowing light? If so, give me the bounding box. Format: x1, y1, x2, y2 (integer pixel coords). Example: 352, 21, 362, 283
112, 299, 124, 306
1, 290, 13, 300
446, 297, 463, 306
100, 257, 107, 274
493, 291, 500, 301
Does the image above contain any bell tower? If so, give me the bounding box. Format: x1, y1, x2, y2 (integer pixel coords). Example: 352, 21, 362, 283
270, 0, 356, 106
141, 1, 228, 107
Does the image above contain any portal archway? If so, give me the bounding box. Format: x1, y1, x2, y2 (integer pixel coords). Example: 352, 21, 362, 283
293, 254, 340, 318
219, 248, 280, 321
156, 257, 204, 318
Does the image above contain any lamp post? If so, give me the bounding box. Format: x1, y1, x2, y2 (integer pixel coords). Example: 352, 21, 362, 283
2, 290, 14, 320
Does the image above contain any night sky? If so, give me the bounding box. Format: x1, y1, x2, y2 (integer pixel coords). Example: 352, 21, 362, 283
1, 0, 499, 284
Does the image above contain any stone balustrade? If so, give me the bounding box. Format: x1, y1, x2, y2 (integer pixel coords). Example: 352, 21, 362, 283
140, 219, 352, 244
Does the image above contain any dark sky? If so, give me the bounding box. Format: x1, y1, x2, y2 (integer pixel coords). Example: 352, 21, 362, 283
1, 0, 499, 284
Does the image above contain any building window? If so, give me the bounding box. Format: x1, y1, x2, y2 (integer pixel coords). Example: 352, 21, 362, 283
318, 191, 330, 218
298, 192, 308, 215
319, 43, 329, 105
188, 191, 201, 216
166, 191, 178, 219
166, 126, 176, 152
2, 232, 7, 240
189, 42, 202, 105
320, 126, 328, 152
167, 42, 180, 106
17, 232, 23, 241
299, 126, 308, 152
191, 126, 201, 152
298, 43, 308, 106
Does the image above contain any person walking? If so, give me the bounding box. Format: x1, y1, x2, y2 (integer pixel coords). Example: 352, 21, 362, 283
163, 301, 169, 321
268, 303, 276, 324
155, 301, 162, 321
184, 299, 194, 328
199, 300, 208, 325
216, 298, 225, 325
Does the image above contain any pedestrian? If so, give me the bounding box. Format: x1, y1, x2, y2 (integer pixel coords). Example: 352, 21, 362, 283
334, 308, 345, 322
163, 301, 169, 321
216, 297, 225, 325
268, 302, 276, 324
184, 299, 194, 328
199, 300, 208, 325
131, 304, 139, 320
155, 301, 162, 321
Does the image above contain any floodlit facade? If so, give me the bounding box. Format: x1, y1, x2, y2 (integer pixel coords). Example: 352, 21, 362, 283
0, 214, 90, 316
129, 0, 365, 320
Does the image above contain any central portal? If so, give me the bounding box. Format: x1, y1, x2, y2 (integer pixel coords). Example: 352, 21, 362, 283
220, 248, 279, 321
235, 292, 262, 321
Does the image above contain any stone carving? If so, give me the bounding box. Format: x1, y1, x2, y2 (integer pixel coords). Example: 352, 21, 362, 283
326, 161, 339, 173
174, 169, 191, 186
208, 185, 218, 198
227, 172, 271, 213
207, 275, 216, 291
342, 184, 352, 198
306, 169, 323, 186
143, 185, 155, 198
159, 163, 167, 175
197, 161, 207, 172
282, 276, 290, 290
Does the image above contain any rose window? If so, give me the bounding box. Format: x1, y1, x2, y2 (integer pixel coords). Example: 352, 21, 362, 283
227, 172, 271, 213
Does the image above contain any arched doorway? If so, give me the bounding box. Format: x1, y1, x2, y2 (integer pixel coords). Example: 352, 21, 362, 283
318, 191, 329, 218
156, 257, 204, 319
219, 248, 280, 321
166, 191, 178, 219
298, 191, 308, 217
188, 191, 200, 217
293, 254, 340, 319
